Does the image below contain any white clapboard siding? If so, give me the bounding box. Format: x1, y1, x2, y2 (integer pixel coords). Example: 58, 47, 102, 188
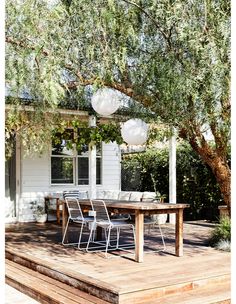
18, 142, 121, 221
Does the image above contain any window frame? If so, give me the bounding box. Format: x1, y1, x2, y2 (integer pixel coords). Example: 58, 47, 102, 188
50, 129, 102, 186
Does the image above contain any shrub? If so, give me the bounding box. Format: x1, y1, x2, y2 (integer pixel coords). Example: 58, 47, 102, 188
209, 216, 231, 248
215, 240, 231, 252
121, 142, 223, 220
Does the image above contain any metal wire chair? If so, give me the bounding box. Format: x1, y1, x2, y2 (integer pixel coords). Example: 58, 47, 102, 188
62, 197, 94, 248
142, 197, 166, 252
86, 200, 135, 258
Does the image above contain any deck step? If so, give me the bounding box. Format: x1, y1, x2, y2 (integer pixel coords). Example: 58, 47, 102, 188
6, 249, 231, 304
6, 249, 119, 303
6, 259, 110, 304
146, 279, 231, 304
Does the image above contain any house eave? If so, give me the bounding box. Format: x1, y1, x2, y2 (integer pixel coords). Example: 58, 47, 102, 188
5, 104, 115, 123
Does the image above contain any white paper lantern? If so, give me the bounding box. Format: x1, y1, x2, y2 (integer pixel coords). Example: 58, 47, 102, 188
121, 119, 149, 145
91, 88, 120, 116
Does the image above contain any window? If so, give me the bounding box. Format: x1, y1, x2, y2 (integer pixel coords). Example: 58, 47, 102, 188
51, 130, 102, 185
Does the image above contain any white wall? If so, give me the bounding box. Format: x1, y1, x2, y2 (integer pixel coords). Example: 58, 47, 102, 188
18, 142, 121, 222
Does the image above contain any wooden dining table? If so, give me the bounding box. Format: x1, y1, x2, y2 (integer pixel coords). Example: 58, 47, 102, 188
61, 199, 189, 263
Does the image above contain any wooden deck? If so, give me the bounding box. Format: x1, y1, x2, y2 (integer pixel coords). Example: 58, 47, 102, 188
5, 221, 231, 303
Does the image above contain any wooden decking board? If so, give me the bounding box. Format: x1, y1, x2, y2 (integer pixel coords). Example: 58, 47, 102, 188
99, 250, 227, 279
6, 259, 110, 304
6, 263, 93, 304
145, 280, 231, 304
103, 253, 228, 278
5, 222, 231, 304
116, 274, 231, 303
6, 260, 111, 304
119, 279, 231, 304
115, 269, 230, 292
104, 254, 230, 292
6, 271, 85, 304
6, 247, 230, 294
119, 273, 230, 295
6, 250, 120, 303
5, 249, 119, 292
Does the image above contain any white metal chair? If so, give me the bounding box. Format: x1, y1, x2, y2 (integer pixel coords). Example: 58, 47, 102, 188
86, 200, 135, 258
63, 190, 88, 200
62, 197, 94, 248
142, 197, 166, 252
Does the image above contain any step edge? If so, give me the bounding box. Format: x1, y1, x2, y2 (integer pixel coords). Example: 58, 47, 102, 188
119, 272, 231, 295
6, 260, 110, 304
6, 251, 120, 304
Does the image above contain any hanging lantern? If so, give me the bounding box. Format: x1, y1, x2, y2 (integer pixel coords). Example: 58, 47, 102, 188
91, 88, 120, 116
121, 119, 149, 145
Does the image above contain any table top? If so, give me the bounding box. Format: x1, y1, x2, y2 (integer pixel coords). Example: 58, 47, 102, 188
60, 198, 189, 211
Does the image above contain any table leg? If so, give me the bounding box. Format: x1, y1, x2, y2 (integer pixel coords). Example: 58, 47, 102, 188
62, 201, 68, 242
175, 209, 183, 256
135, 210, 144, 263
44, 197, 49, 222
56, 198, 61, 224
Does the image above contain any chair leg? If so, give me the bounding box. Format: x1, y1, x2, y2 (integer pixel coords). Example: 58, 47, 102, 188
86, 225, 93, 252
158, 224, 166, 251
116, 227, 120, 249
78, 222, 85, 249
105, 227, 111, 258
62, 218, 70, 245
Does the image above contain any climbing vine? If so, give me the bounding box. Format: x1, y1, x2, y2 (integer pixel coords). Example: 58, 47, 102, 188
5, 108, 123, 159
52, 119, 123, 152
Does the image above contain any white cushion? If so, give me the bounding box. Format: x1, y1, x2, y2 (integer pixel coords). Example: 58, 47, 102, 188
142, 192, 156, 201
103, 190, 120, 199
96, 190, 105, 199
96, 190, 120, 199
78, 191, 89, 199
118, 191, 131, 201
129, 191, 143, 201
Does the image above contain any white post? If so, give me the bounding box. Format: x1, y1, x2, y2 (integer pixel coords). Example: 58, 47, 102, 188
169, 130, 176, 224
89, 116, 97, 199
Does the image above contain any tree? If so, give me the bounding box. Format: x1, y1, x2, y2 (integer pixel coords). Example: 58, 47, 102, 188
5, 0, 231, 210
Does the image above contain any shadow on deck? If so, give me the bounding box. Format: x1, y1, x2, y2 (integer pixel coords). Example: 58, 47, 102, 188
5, 221, 231, 304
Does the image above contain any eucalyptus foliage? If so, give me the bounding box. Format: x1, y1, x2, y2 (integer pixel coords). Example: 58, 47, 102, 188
6, 0, 230, 206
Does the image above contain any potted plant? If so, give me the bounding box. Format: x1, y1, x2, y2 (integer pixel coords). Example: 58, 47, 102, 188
153, 192, 168, 224
30, 201, 47, 223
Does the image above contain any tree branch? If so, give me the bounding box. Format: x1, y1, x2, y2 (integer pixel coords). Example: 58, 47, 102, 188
6, 36, 49, 56
64, 68, 153, 107
121, 0, 169, 41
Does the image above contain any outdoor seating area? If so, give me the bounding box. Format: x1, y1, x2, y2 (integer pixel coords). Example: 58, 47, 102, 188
46, 190, 168, 225
5, 221, 231, 303
60, 197, 189, 263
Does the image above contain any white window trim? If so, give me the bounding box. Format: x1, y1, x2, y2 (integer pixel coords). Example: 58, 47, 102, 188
50, 132, 102, 186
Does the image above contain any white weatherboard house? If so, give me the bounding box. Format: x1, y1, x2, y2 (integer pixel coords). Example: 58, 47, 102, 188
5, 108, 121, 223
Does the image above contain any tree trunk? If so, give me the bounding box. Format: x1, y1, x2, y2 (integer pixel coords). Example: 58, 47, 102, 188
179, 128, 231, 215
199, 150, 231, 211
188, 139, 231, 215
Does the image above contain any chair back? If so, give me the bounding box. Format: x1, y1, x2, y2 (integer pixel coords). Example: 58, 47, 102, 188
65, 197, 84, 220
90, 200, 110, 223
63, 190, 80, 199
